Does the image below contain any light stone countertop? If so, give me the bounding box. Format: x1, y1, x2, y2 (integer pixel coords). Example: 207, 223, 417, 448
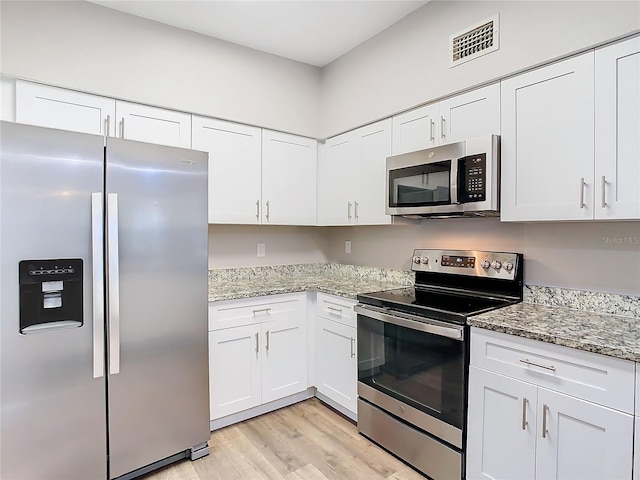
469, 286, 640, 362
208, 263, 414, 302
208, 264, 639, 362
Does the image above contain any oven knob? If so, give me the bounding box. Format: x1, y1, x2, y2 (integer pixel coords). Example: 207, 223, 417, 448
412, 256, 421, 264
491, 260, 502, 270
481, 260, 490, 269
420, 256, 429, 264
505, 262, 514, 272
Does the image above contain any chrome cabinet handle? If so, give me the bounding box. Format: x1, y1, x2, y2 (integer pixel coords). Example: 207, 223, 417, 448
265, 200, 270, 221
429, 119, 435, 142
521, 397, 528, 430
104, 115, 110, 138
350, 337, 355, 358
252, 308, 271, 315
520, 358, 556, 371
256, 200, 260, 221
348, 202, 352, 220
119, 118, 125, 138
601, 176, 607, 208
107, 193, 120, 375
327, 306, 343, 314
579, 177, 586, 208
255, 332, 259, 353
265, 331, 270, 351
440, 116, 446, 139
542, 404, 549, 438
91, 193, 105, 379
354, 201, 359, 220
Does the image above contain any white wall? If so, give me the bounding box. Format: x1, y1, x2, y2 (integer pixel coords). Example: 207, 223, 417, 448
320, 1, 640, 137
327, 220, 640, 296
208, 225, 330, 269
0, 1, 320, 137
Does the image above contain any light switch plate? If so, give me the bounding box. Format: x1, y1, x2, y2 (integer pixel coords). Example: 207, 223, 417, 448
257, 243, 266, 257
345, 240, 351, 254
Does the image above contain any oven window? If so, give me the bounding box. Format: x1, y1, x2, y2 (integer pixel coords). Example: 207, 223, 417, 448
358, 314, 465, 429
389, 160, 451, 207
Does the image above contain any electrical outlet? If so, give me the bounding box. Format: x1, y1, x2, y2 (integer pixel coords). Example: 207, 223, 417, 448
257, 243, 266, 257
345, 240, 351, 254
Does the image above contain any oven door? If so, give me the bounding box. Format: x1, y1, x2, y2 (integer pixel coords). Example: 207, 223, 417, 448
355, 304, 466, 447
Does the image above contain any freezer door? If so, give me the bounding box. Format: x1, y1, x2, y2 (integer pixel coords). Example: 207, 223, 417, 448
105, 137, 209, 478
0, 121, 107, 479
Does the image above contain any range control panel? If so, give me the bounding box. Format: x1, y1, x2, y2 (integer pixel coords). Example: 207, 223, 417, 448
411, 249, 520, 280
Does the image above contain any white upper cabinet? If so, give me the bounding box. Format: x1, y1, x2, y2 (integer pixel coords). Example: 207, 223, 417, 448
16, 80, 115, 136
317, 119, 392, 226
594, 36, 640, 220
115, 101, 192, 149
392, 83, 500, 155
192, 116, 262, 224
15, 81, 191, 148
261, 130, 317, 225
392, 103, 438, 154
317, 132, 359, 225
500, 53, 595, 221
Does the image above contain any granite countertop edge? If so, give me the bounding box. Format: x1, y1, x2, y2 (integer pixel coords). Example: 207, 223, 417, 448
468, 303, 640, 362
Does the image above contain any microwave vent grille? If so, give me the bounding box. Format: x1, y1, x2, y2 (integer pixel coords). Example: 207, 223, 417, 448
449, 14, 499, 68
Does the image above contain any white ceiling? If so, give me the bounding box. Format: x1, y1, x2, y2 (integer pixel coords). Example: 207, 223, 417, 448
88, 0, 430, 67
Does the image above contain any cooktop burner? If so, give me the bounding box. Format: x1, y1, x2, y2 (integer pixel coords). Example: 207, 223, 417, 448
357, 249, 524, 325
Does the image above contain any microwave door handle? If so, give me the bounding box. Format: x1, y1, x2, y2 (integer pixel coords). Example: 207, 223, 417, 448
450, 158, 460, 204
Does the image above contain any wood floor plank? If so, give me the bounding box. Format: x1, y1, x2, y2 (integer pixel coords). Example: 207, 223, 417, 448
141, 399, 426, 480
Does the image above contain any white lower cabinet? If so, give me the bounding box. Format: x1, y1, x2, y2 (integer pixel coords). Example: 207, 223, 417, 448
315, 293, 358, 417
467, 329, 635, 480
208, 293, 307, 421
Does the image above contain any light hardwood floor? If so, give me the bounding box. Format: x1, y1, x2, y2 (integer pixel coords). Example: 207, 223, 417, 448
141, 398, 426, 480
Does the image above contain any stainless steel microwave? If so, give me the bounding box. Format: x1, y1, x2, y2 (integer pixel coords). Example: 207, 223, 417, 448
386, 135, 500, 218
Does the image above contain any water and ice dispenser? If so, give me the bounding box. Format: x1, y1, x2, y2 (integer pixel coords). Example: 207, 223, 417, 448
18, 259, 83, 334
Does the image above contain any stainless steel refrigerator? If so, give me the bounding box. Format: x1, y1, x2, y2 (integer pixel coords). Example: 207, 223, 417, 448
0, 121, 210, 480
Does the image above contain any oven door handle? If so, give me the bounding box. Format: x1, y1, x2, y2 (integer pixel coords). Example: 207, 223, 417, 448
354, 304, 464, 341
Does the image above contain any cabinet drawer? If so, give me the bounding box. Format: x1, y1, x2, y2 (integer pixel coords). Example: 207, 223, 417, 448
316, 293, 357, 327
209, 293, 306, 331
470, 328, 635, 413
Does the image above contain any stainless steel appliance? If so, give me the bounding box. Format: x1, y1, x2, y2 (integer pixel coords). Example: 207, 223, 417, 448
386, 135, 500, 217
0, 121, 210, 480
356, 249, 523, 480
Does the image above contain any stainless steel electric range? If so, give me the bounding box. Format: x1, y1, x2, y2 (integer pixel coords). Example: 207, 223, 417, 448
355, 249, 524, 480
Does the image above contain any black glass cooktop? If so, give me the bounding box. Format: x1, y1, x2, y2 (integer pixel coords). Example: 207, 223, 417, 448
357, 286, 515, 324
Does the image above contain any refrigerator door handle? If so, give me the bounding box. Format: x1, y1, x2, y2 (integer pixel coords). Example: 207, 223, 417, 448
107, 193, 121, 375
91, 193, 105, 379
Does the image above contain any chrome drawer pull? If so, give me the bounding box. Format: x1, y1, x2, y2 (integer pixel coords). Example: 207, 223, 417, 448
520, 358, 556, 371
542, 404, 549, 438
327, 306, 343, 314
265, 331, 270, 351
252, 308, 271, 315
350, 337, 355, 358
255, 332, 259, 353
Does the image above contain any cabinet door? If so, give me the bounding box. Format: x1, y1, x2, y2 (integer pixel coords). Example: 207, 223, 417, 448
634, 416, 639, 480
595, 36, 640, 220
467, 366, 537, 480
317, 131, 359, 225
16, 81, 115, 136
535, 388, 634, 480
438, 83, 500, 144
316, 317, 357, 414
391, 103, 438, 155
115, 100, 191, 148
357, 119, 392, 225
261, 317, 307, 404
261, 130, 317, 225
208, 326, 261, 420
501, 53, 595, 221
192, 116, 262, 224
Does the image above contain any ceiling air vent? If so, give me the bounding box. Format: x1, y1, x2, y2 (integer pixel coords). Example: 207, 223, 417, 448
449, 14, 499, 68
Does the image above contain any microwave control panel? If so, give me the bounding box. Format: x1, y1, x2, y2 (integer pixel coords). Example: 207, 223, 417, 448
458, 153, 486, 203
